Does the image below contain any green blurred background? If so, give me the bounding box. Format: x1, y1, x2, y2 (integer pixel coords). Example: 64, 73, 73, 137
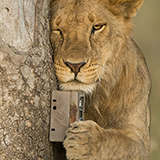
132, 0, 160, 159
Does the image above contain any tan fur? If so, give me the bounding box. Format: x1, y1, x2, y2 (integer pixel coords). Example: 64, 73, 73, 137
50, 0, 151, 159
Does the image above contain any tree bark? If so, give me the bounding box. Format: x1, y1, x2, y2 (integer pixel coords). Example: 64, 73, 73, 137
0, 0, 57, 159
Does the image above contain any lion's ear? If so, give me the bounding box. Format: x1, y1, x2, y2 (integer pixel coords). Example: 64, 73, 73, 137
108, 0, 144, 18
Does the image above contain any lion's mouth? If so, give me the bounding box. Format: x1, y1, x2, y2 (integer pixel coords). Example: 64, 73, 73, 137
69, 79, 84, 83
55, 68, 100, 93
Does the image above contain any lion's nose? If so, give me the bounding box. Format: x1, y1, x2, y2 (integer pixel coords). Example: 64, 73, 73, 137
64, 61, 86, 76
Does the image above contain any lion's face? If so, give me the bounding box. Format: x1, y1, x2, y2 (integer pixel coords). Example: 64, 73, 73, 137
50, 0, 129, 93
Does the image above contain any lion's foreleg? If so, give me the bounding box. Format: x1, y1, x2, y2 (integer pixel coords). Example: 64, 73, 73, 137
64, 120, 148, 160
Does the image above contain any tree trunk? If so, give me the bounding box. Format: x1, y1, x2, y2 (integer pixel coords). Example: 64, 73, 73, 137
0, 0, 57, 159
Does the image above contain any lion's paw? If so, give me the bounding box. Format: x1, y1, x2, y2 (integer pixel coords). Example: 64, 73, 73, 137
63, 120, 104, 160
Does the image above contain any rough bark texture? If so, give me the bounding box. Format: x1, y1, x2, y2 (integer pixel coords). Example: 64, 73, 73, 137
0, 0, 57, 159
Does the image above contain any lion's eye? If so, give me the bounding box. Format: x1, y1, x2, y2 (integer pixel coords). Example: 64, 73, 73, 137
53, 29, 62, 36
51, 29, 64, 45
91, 24, 105, 34
93, 25, 103, 30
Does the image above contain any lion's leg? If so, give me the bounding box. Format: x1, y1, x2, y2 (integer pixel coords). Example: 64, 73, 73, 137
64, 120, 149, 160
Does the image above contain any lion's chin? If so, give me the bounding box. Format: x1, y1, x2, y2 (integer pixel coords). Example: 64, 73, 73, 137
59, 81, 96, 94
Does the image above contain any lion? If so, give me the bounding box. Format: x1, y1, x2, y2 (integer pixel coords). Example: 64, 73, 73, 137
50, 0, 151, 159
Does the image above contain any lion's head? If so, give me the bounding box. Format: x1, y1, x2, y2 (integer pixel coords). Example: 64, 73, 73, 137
50, 0, 144, 94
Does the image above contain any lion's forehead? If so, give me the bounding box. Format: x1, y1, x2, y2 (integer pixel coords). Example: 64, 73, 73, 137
54, 0, 108, 25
